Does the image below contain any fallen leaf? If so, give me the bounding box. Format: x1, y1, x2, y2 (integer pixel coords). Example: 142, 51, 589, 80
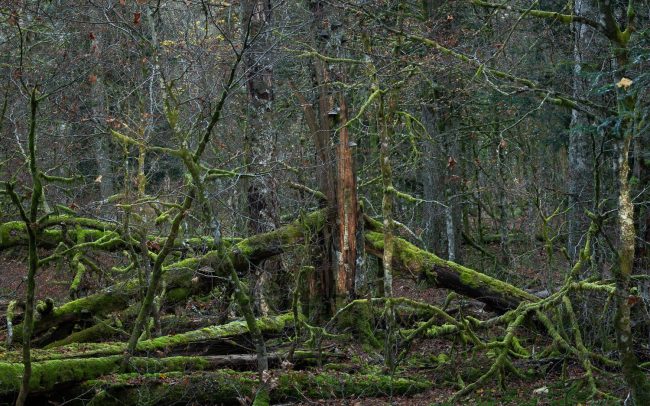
616, 77, 633, 89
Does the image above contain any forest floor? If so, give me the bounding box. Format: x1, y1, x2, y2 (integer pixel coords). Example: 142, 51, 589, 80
0, 246, 631, 405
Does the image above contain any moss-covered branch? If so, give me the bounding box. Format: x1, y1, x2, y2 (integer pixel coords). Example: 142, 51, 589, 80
3, 314, 294, 364
10, 212, 325, 345
365, 231, 538, 312
470, 0, 602, 29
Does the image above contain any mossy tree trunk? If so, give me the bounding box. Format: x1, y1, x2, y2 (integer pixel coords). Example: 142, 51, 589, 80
5, 89, 42, 406
600, 1, 650, 402
378, 89, 396, 369
82, 370, 430, 406
364, 228, 539, 313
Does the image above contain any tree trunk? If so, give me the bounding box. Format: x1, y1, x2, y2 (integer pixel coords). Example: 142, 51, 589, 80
364, 226, 538, 313
567, 0, 594, 261
421, 102, 462, 262
307, 0, 358, 316
89, 31, 115, 218
242, 0, 280, 316
334, 96, 358, 308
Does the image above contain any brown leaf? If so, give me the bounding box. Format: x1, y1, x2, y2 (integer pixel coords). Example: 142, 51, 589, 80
616, 77, 633, 90
119, 0, 126, 5
627, 295, 640, 306
88, 74, 97, 84
133, 12, 141, 25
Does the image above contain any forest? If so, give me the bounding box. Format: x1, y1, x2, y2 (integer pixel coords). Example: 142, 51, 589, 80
0, 0, 648, 404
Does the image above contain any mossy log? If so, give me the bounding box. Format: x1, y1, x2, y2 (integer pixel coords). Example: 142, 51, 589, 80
10, 212, 324, 345
10, 209, 534, 345
0, 350, 338, 400
0, 355, 200, 397
81, 369, 430, 406
365, 231, 539, 312
0, 216, 121, 250
42, 319, 126, 349
0, 210, 324, 255
3, 314, 294, 363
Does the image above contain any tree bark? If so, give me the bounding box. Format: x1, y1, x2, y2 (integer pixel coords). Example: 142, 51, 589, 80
242, 0, 280, 316
567, 0, 595, 261
306, 0, 358, 315
421, 102, 462, 262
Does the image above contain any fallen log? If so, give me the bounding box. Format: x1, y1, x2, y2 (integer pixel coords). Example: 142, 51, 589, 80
3, 314, 294, 363
0, 217, 120, 250
0, 350, 338, 399
82, 369, 431, 405
10, 212, 324, 344
365, 231, 538, 312
9, 209, 534, 345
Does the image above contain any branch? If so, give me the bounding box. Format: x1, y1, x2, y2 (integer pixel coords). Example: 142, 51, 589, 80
471, 0, 603, 31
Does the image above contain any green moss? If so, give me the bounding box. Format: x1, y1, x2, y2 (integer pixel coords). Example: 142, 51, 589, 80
0, 221, 26, 248
0, 356, 120, 394
43, 321, 123, 349
5, 314, 294, 365
164, 287, 190, 303
137, 313, 293, 352
0, 355, 221, 395
233, 210, 325, 258
252, 388, 270, 406
337, 300, 382, 349
85, 369, 430, 405
365, 230, 538, 309
0, 216, 119, 249
69, 253, 86, 293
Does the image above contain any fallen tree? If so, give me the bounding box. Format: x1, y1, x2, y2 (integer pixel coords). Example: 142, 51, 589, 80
83, 370, 431, 406
5, 210, 538, 345
0, 314, 295, 395
365, 231, 539, 312
4, 314, 295, 364
7, 212, 325, 344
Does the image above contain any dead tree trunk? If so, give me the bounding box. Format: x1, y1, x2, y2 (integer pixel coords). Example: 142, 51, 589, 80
306, 0, 359, 316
